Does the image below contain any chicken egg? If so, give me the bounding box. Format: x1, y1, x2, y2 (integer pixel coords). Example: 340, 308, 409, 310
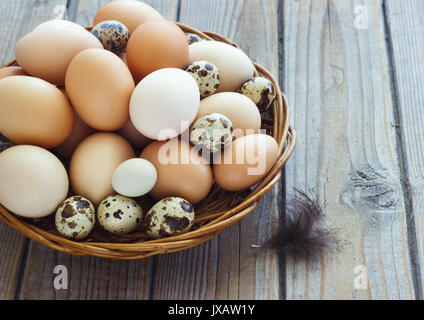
130, 68, 200, 141
15, 27, 103, 86
0, 66, 28, 80
195, 92, 261, 139
213, 134, 279, 191
0, 145, 69, 218
93, 0, 164, 34
0, 76, 74, 149
140, 139, 213, 204
126, 20, 188, 81
65, 48, 135, 131
70, 133, 135, 205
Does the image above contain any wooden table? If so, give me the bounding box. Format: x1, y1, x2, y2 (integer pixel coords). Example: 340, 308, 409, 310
0, 0, 422, 300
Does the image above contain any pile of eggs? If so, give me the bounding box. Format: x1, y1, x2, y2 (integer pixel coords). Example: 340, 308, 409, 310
0, 0, 278, 241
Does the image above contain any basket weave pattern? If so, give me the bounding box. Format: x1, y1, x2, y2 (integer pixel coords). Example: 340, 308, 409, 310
0, 23, 296, 260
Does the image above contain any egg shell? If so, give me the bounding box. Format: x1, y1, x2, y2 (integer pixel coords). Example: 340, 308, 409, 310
55, 196, 95, 240
112, 158, 157, 197
93, 0, 164, 34
0, 145, 69, 218
146, 197, 194, 239
140, 139, 213, 204
0, 76, 74, 149
185, 33, 204, 45
15, 27, 103, 86
55, 112, 96, 158
130, 68, 200, 141
70, 133, 135, 205
118, 120, 153, 150
91, 20, 130, 55
189, 41, 254, 92
213, 134, 279, 191
34, 20, 87, 32
185, 61, 220, 99
65, 48, 135, 131
190, 113, 233, 152
195, 92, 261, 139
126, 20, 189, 81
0, 66, 28, 80
239, 77, 276, 112
97, 195, 143, 235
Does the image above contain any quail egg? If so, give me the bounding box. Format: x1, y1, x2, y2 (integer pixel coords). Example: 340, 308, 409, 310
239, 77, 276, 112
97, 195, 143, 235
0, 134, 14, 153
185, 61, 220, 99
185, 33, 204, 45
190, 113, 233, 152
146, 197, 195, 239
91, 20, 130, 55
55, 196, 95, 240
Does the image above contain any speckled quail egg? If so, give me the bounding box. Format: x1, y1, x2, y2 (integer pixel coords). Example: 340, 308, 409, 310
190, 113, 233, 152
55, 196, 95, 240
91, 20, 130, 55
97, 195, 143, 235
185, 33, 204, 45
185, 61, 220, 99
0, 134, 14, 153
239, 77, 277, 112
146, 197, 195, 239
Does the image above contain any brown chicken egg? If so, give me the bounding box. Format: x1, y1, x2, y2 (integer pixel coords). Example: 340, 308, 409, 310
93, 0, 164, 34
15, 27, 102, 86
0, 66, 28, 80
126, 20, 189, 81
213, 134, 279, 192
0, 76, 74, 149
65, 48, 135, 131
140, 139, 213, 204
70, 133, 135, 205
55, 112, 96, 158
195, 92, 261, 138
118, 120, 153, 150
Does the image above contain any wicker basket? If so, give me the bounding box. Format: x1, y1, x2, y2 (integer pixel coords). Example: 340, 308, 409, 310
0, 23, 296, 260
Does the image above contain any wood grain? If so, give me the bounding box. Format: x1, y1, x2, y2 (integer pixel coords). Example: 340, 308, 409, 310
283, 0, 416, 299
385, 0, 424, 296
151, 0, 281, 300
0, 0, 69, 300
16, 0, 178, 300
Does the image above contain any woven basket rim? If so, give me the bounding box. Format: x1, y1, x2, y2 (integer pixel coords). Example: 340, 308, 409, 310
0, 22, 296, 260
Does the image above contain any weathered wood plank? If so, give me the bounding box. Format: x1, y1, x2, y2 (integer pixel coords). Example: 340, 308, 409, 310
151, 0, 281, 300
17, 0, 178, 300
0, 0, 69, 300
283, 0, 415, 299
385, 0, 424, 296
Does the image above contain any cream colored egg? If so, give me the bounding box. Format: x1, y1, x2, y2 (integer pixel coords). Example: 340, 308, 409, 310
146, 197, 194, 239
112, 158, 157, 197
69, 133, 135, 205
189, 41, 254, 92
130, 68, 200, 140
97, 195, 143, 235
15, 27, 103, 86
195, 92, 261, 138
34, 20, 86, 32
0, 145, 69, 218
